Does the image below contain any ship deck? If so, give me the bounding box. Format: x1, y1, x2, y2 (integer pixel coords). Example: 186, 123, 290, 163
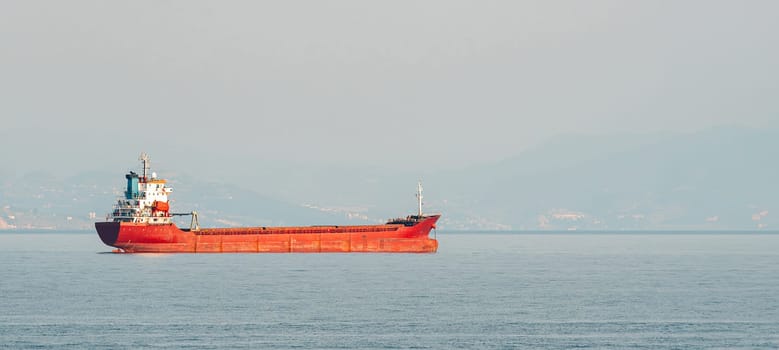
188, 224, 403, 235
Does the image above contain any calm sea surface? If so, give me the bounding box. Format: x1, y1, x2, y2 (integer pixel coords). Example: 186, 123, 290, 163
1, 232, 777, 349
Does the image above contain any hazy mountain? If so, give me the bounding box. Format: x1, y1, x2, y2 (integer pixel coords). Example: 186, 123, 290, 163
1, 127, 776, 231
0, 171, 357, 230
432, 127, 778, 230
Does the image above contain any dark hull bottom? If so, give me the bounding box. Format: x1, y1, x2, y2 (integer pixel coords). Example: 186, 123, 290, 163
95, 216, 439, 253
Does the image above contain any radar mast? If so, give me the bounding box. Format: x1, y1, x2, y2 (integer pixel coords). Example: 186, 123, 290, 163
416, 181, 424, 217
139, 152, 150, 180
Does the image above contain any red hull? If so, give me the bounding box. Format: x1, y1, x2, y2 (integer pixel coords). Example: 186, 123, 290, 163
95, 215, 439, 253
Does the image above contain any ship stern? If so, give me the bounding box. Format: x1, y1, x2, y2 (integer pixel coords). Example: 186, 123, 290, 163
95, 221, 121, 247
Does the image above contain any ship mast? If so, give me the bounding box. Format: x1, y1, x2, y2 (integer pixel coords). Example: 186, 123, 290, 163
139, 152, 150, 180
416, 181, 423, 217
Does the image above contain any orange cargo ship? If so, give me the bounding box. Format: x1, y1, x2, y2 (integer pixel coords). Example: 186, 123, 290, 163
95, 154, 439, 253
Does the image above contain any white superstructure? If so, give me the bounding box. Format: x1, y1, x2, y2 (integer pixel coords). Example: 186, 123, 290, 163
108, 153, 173, 224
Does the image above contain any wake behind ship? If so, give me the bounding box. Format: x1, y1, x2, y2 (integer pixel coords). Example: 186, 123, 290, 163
95, 154, 439, 253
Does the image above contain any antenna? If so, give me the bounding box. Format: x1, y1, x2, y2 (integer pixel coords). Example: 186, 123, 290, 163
416, 181, 423, 217
139, 152, 150, 179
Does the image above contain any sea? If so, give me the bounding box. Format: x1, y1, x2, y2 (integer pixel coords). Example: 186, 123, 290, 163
1, 232, 777, 349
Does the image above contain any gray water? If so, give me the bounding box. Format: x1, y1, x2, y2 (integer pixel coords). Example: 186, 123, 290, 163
1, 232, 778, 349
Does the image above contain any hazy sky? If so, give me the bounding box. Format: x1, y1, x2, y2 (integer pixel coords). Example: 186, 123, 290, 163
1, 1, 777, 175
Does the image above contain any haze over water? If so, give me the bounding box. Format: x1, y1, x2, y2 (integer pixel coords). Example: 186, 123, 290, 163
2, 232, 777, 349
2, 1, 779, 348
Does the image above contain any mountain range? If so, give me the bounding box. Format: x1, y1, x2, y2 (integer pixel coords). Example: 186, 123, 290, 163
1, 127, 776, 231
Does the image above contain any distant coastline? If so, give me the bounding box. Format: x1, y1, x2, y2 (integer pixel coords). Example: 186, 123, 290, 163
436, 229, 779, 235
3, 229, 778, 235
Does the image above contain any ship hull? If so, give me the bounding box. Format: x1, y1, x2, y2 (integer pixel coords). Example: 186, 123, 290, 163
95, 215, 439, 253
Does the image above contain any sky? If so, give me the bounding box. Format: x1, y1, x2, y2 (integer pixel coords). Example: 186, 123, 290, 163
1, 1, 778, 177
